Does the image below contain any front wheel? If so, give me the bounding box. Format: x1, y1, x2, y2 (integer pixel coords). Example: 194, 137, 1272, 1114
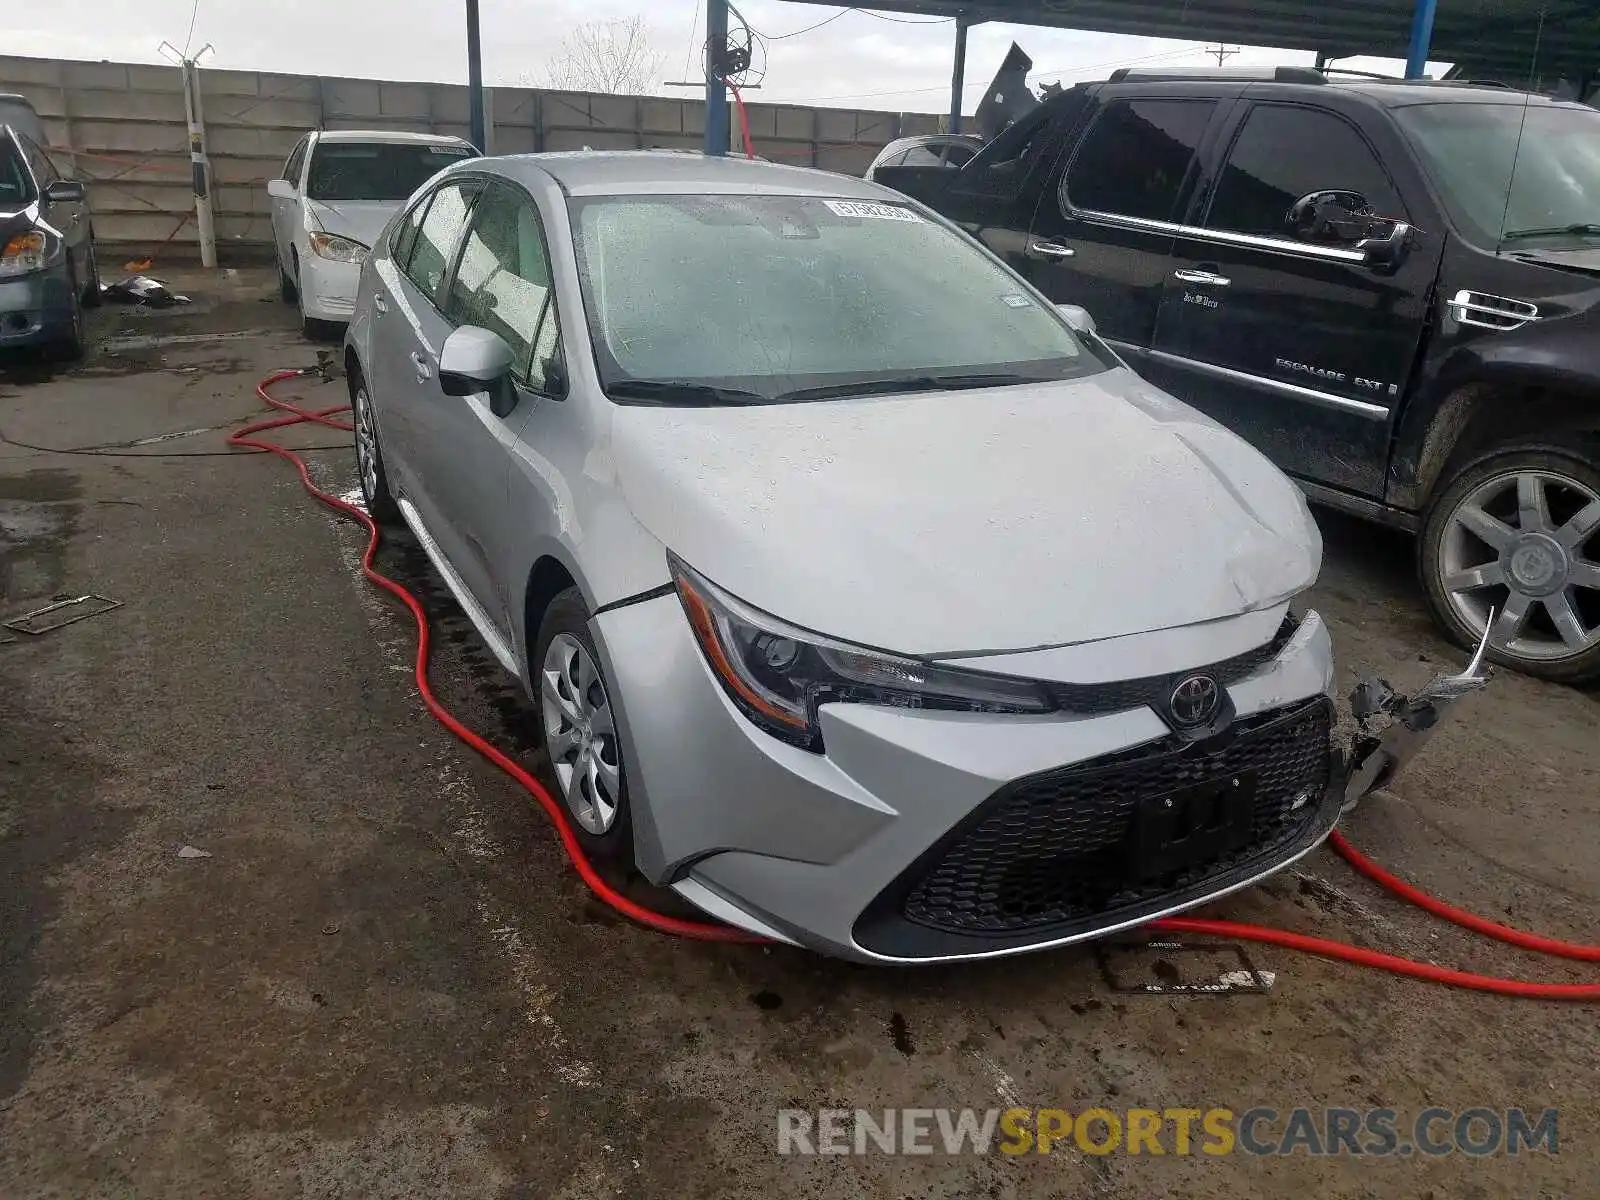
534, 588, 633, 864
1420, 440, 1600, 684
350, 371, 400, 525
80, 239, 102, 307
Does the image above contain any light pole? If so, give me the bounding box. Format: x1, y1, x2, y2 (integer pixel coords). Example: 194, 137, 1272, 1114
158, 40, 216, 268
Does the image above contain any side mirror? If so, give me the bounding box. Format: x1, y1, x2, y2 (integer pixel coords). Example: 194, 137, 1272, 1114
438, 325, 515, 397
267, 178, 297, 200
44, 180, 86, 203
1286, 189, 1377, 243
1055, 303, 1096, 335
1358, 221, 1413, 273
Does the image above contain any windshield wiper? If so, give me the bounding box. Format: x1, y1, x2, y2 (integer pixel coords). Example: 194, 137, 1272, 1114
1501, 222, 1600, 243
776, 372, 1045, 402
604, 379, 770, 406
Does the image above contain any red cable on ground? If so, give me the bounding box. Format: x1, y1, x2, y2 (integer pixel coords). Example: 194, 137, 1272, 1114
231, 370, 760, 944
729, 83, 757, 159
238, 370, 1599, 991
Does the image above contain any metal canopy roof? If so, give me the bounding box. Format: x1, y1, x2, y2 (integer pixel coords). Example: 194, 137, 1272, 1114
786, 2, 1600, 83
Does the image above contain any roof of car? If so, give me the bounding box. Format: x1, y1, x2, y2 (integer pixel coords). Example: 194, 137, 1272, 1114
1325, 80, 1591, 110
1089, 70, 1586, 112
493, 150, 899, 200
313, 129, 475, 146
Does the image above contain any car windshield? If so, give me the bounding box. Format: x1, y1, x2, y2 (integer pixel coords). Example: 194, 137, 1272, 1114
306, 141, 476, 202
568, 193, 1105, 403
1394, 101, 1600, 247
0, 133, 33, 207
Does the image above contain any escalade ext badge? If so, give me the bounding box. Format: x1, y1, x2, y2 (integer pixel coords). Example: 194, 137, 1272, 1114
1343, 619, 1493, 810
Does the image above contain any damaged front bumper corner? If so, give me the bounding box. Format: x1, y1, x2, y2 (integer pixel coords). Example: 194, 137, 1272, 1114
1342, 622, 1494, 811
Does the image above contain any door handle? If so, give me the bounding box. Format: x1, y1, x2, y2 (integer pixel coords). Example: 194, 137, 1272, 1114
1173, 268, 1232, 287
373, 293, 388, 315
1026, 238, 1076, 262
410, 351, 432, 382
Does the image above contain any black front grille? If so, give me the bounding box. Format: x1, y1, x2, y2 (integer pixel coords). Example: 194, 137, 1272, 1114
1046, 612, 1299, 716
897, 699, 1333, 936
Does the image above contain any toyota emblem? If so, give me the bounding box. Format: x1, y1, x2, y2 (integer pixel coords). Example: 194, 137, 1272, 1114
1169, 674, 1221, 728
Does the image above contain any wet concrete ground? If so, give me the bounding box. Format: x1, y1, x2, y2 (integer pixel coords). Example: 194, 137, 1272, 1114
1, 269, 1596, 1198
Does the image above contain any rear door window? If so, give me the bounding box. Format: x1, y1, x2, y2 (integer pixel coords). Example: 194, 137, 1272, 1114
402, 180, 479, 305
1063, 99, 1217, 221
1205, 104, 1405, 238
391, 193, 432, 269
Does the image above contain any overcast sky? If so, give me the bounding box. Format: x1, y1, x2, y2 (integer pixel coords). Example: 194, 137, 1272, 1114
14, 1, 1434, 110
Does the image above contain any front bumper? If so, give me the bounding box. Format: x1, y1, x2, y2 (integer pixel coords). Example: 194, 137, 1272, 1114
0, 269, 75, 347
298, 254, 360, 323
592, 597, 1340, 963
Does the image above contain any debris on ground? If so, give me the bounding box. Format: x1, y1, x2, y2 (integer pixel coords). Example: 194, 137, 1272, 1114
176, 846, 213, 859
102, 275, 191, 307
2, 594, 123, 636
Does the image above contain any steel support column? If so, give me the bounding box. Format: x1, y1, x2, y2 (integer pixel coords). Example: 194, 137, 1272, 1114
1405, 0, 1438, 79
466, 0, 486, 151
705, 0, 730, 156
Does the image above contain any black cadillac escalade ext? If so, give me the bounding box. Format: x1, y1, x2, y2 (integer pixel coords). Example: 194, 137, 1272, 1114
882, 67, 1600, 684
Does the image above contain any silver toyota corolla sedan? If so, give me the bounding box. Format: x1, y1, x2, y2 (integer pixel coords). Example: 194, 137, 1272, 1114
343, 151, 1343, 963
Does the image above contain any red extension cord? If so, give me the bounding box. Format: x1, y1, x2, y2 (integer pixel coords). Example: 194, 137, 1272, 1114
236, 369, 1600, 995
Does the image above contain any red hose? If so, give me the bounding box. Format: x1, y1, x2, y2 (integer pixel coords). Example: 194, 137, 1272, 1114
729, 83, 756, 159
238, 370, 1599, 992
232, 370, 760, 943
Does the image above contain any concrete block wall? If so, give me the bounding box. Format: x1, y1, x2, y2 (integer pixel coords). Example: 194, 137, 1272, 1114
0, 52, 954, 262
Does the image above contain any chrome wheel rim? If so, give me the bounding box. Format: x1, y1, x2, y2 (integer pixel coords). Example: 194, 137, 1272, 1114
1441, 470, 1600, 662
540, 633, 622, 835
353, 386, 379, 505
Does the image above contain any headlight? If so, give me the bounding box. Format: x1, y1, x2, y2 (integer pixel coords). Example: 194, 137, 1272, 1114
670, 555, 1051, 751
0, 232, 47, 277
308, 232, 368, 263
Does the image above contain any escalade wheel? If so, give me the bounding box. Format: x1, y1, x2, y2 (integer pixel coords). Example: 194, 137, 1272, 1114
535, 587, 633, 863
1420, 442, 1600, 684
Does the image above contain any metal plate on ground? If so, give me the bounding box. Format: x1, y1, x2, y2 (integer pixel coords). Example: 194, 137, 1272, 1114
3, 594, 124, 636
1096, 939, 1274, 995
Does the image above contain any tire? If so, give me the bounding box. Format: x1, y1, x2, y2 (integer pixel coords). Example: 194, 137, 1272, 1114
80, 238, 102, 307
50, 267, 86, 362
280, 250, 298, 303
349, 367, 400, 526
1419, 438, 1600, 685
533, 587, 633, 865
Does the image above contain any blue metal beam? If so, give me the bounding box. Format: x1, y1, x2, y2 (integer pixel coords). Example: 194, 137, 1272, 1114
705, 0, 729, 156
1404, 0, 1438, 78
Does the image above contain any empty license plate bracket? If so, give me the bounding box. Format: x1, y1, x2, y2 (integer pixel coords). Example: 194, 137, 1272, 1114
1130, 772, 1257, 880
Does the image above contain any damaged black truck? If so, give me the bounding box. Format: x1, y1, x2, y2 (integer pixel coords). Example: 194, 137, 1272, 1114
881, 68, 1600, 683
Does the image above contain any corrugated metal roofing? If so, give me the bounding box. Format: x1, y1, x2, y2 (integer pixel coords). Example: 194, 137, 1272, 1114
783, 2, 1597, 84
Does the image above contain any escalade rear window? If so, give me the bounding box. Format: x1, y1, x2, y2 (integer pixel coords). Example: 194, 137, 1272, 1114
1064, 99, 1215, 222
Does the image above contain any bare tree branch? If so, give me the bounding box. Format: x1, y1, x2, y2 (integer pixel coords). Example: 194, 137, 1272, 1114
540, 16, 668, 95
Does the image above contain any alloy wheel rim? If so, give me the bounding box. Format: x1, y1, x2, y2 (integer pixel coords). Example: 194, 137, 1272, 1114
540, 633, 622, 835
353, 387, 379, 505
1441, 470, 1600, 661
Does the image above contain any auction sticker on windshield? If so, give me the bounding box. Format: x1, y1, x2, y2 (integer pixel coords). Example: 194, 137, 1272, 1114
824, 200, 923, 222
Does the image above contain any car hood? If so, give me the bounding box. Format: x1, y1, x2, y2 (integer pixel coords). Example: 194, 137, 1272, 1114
610, 367, 1321, 657
305, 198, 400, 249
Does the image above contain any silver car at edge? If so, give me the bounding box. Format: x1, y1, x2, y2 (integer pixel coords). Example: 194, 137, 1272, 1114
342, 151, 1341, 963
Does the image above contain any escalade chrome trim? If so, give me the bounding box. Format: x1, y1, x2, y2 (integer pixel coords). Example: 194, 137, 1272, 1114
1142, 348, 1392, 420
1068, 205, 1370, 264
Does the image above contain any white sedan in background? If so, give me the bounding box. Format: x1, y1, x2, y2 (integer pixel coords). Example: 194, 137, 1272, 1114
268, 130, 477, 335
